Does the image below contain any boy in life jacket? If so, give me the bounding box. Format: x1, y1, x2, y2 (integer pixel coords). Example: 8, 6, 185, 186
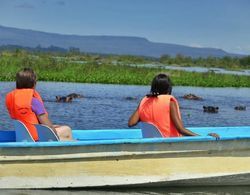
128, 73, 219, 139
5, 68, 73, 141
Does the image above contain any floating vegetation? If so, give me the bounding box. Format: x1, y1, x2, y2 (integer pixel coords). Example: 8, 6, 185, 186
0, 53, 250, 87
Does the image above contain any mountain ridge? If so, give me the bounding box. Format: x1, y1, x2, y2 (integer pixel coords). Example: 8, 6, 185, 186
0, 25, 241, 58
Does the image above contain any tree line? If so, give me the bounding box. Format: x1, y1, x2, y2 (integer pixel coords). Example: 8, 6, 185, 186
0, 45, 249, 69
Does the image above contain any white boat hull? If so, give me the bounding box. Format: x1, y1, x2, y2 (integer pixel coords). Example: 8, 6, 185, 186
1, 137, 250, 189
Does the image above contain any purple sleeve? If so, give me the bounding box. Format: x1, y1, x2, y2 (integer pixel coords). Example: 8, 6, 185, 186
31, 97, 46, 115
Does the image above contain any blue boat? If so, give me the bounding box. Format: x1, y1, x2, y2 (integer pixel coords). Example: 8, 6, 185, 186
1, 126, 250, 189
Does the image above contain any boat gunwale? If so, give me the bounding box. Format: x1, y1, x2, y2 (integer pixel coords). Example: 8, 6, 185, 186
0, 134, 250, 148
1, 126, 250, 148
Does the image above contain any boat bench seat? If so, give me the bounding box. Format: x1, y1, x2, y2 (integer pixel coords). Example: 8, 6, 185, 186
14, 120, 59, 142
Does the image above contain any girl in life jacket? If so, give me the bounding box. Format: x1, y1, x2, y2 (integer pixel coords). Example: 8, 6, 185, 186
128, 73, 219, 139
5, 68, 73, 141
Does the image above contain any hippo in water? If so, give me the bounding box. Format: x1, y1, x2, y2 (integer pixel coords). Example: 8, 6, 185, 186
125, 96, 137, 101
203, 106, 219, 113
67, 93, 84, 98
183, 93, 202, 100
234, 105, 246, 111
55, 93, 84, 103
56, 96, 73, 103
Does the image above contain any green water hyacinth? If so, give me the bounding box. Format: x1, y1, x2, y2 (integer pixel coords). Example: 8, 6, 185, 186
0, 53, 249, 87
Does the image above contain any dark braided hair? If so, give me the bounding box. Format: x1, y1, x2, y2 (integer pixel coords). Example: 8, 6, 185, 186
146, 73, 172, 97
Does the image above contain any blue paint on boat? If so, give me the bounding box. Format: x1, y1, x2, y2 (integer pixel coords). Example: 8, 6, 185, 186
0, 130, 15, 142
0, 126, 250, 147
73, 129, 143, 140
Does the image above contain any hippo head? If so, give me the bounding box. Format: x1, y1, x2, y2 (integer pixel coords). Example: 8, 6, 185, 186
203, 106, 219, 113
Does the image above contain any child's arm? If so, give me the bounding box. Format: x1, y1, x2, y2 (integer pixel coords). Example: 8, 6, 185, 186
170, 101, 199, 136
36, 114, 58, 136
128, 107, 140, 127
31, 97, 58, 136
170, 101, 220, 139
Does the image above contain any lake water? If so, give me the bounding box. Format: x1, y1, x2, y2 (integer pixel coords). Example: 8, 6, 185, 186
54, 58, 250, 76
1, 82, 250, 130
1, 82, 250, 194
131, 63, 250, 76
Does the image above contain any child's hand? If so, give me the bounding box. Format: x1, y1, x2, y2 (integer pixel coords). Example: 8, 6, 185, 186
208, 133, 220, 140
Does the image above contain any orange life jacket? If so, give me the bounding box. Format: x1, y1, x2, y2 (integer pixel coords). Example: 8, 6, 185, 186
138, 95, 182, 137
5, 89, 46, 141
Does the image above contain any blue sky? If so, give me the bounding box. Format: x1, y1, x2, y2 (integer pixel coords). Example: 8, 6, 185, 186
0, 0, 250, 54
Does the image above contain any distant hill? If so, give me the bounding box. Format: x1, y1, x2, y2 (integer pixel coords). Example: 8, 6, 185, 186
0, 25, 241, 58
